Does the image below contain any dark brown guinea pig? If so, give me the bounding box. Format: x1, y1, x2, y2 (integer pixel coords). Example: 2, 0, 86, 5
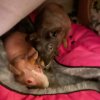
28, 3, 71, 65
3, 32, 49, 88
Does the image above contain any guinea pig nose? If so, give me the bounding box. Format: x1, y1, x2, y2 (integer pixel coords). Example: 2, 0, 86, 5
26, 78, 36, 86
48, 44, 53, 51
27, 80, 32, 83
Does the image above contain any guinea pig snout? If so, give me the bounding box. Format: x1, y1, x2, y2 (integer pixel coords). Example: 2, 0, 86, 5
26, 77, 37, 86
47, 43, 53, 52
19, 69, 49, 88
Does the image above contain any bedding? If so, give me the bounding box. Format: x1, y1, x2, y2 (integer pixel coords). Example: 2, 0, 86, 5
0, 44, 100, 95
57, 24, 100, 66
0, 23, 100, 100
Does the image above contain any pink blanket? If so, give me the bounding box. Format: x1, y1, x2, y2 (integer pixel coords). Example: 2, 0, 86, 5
57, 24, 100, 66
0, 23, 100, 100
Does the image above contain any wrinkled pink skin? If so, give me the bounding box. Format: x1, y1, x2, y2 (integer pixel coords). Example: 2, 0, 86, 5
3, 32, 49, 88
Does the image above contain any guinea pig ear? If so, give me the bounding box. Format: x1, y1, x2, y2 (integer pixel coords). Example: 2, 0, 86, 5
29, 48, 38, 59
26, 48, 39, 65
66, 16, 71, 32
63, 16, 71, 48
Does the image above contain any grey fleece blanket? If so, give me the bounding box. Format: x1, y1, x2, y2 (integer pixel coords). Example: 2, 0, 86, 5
0, 40, 100, 95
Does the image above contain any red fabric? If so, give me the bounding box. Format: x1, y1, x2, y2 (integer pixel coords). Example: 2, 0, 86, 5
29, 10, 37, 23
0, 85, 100, 100
56, 24, 100, 66
0, 14, 100, 100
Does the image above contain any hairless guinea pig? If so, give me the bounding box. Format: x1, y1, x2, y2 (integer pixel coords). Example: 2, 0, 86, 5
3, 32, 49, 88
28, 3, 71, 65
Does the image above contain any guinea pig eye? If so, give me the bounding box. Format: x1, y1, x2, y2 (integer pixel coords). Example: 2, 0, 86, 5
49, 31, 57, 38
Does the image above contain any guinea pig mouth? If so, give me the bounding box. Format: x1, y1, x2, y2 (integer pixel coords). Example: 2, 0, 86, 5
29, 70, 49, 88
44, 61, 52, 70
46, 62, 51, 68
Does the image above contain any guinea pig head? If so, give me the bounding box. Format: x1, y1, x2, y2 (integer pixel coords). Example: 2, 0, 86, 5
10, 48, 49, 88
28, 3, 71, 65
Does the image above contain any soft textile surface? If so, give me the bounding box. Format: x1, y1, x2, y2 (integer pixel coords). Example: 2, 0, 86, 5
0, 24, 100, 99
57, 24, 100, 66
0, 41, 100, 95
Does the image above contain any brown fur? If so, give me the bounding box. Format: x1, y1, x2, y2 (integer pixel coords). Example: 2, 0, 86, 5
28, 3, 71, 65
